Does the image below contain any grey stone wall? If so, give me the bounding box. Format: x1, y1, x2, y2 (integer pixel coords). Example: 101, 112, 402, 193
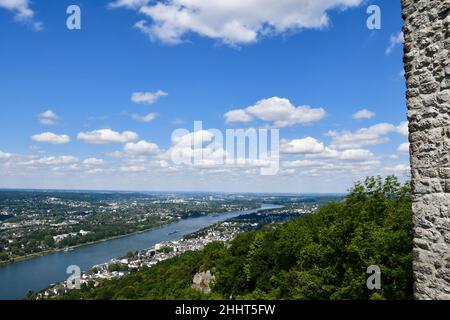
402, 0, 450, 299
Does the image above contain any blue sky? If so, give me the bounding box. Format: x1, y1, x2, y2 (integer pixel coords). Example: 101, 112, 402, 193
0, 0, 409, 193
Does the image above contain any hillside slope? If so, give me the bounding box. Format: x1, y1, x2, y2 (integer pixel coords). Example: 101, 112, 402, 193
59, 176, 413, 300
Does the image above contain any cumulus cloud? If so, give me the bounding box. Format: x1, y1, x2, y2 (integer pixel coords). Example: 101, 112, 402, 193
382, 164, 411, 177
327, 122, 408, 149
0, 0, 33, 19
124, 140, 160, 155
386, 31, 404, 55
0, 151, 12, 159
225, 97, 326, 128
83, 158, 105, 165
120, 165, 146, 173
282, 159, 315, 168
279, 138, 379, 174
85, 168, 105, 174
125, 0, 364, 45
397, 142, 410, 154
31, 132, 70, 144
164, 128, 280, 175
38, 110, 59, 125
131, 112, 158, 123
108, 0, 149, 9
168, 130, 222, 165
224, 109, 253, 124
0, 0, 43, 30
352, 109, 375, 120
281, 137, 325, 154
281, 148, 382, 180
397, 121, 409, 136
302, 145, 376, 161
77, 129, 138, 144
339, 149, 374, 161
171, 130, 215, 148
282, 147, 379, 176
131, 90, 168, 104
21, 156, 79, 166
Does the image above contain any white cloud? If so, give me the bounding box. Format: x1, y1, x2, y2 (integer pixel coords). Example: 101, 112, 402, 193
127, 0, 363, 45
282, 159, 317, 168
224, 109, 253, 124
83, 158, 105, 165
171, 130, 215, 148
327, 122, 408, 149
168, 130, 224, 166
382, 164, 411, 177
352, 109, 375, 120
120, 165, 146, 173
304, 146, 375, 161
106, 151, 123, 158
21, 156, 78, 166
282, 146, 380, 177
124, 140, 160, 155
0, 0, 33, 19
163, 128, 281, 175
281, 137, 325, 154
397, 121, 409, 136
108, 0, 149, 9
0, 151, 12, 159
85, 168, 105, 174
131, 112, 158, 122
0, 0, 42, 30
277, 134, 380, 177
339, 149, 374, 161
77, 129, 138, 144
31, 132, 70, 144
225, 97, 326, 128
38, 110, 59, 125
304, 147, 340, 159
397, 142, 410, 154
386, 31, 404, 55
131, 90, 168, 104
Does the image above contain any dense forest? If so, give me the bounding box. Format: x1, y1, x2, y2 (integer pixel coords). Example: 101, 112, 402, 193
59, 176, 413, 300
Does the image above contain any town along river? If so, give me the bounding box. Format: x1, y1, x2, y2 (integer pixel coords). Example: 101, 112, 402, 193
0, 204, 280, 300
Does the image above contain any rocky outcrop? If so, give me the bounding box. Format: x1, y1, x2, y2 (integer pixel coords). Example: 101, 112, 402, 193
402, 0, 450, 300
192, 270, 215, 294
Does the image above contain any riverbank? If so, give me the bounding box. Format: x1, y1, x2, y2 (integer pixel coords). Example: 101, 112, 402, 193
0, 220, 172, 268
1, 206, 264, 268
35, 219, 253, 299
0, 204, 277, 300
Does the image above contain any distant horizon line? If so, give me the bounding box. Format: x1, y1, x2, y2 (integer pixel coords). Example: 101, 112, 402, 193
0, 187, 347, 196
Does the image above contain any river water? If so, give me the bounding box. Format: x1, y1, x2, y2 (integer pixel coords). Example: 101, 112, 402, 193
0, 204, 278, 300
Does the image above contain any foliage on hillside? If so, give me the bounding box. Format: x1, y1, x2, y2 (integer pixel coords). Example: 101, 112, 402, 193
60, 176, 413, 300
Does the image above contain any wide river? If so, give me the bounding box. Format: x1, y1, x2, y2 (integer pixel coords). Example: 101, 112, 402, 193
0, 204, 279, 300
